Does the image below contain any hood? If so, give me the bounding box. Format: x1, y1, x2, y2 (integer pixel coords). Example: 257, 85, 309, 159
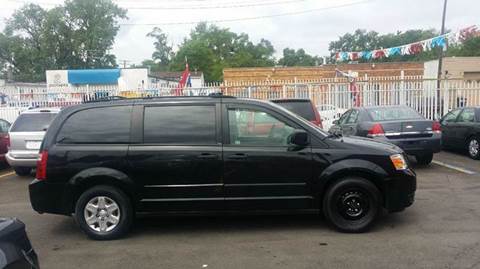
0, 217, 25, 240
334, 136, 402, 154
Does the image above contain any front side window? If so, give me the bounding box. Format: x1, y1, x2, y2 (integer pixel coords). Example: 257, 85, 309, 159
338, 110, 351, 125
57, 106, 132, 144
442, 109, 461, 123
228, 108, 295, 146
457, 108, 475, 123
345, 110, 359, 124
144, 105, 216, 144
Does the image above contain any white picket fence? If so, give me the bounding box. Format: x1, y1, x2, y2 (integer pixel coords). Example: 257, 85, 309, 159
1, 76, 479, 129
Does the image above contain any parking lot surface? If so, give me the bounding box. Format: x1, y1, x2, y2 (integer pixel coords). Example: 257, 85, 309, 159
1, 150, 480, 269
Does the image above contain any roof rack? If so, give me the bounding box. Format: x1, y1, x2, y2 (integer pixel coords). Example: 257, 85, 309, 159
83, 96, 127, 103
82, 93, 236, 103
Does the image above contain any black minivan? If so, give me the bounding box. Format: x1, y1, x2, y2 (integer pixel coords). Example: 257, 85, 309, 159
29, 96, 416, 240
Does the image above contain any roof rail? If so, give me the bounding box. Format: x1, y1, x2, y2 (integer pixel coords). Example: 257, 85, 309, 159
82, 93, 236, 103
83, 96, 127, 103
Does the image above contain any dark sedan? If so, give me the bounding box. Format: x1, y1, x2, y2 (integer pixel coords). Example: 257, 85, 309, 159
329, 106, 441, 164
440, 106, 480, 159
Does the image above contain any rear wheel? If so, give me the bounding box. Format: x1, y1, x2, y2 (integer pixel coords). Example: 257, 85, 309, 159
323, 177, 381, 233
75, 185, 133, 240
467, 136, 480, 160
14, 167, 31, 176
416, 153, 433, 165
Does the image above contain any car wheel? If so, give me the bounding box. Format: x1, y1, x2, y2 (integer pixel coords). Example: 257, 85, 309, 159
416, 153, 433, 165
323, 177, 381, 233
14, 167, 31, 176
75, 185, 133, 240
467, 136, 480, 160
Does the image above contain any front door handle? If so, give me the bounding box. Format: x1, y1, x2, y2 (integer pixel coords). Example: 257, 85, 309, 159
227, 153, 248, 160
197, 153, 218, 159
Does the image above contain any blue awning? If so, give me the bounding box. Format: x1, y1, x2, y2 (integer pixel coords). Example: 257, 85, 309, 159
68, 69, 120, 84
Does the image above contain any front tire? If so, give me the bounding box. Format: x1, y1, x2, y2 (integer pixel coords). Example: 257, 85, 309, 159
467, 136, 480, 160
14, 167, 31, 176
75, 185, 133, 240
323, 177, 381, 233
416, 153, 433, 165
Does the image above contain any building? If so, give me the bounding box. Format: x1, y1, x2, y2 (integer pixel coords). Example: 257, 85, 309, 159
223, 62, 424, 83
149, 70, 205, 88
424, 57, 480, 81
46, 68, 148, 91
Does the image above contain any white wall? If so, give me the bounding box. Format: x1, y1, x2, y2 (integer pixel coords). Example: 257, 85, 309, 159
118, 68, 148, 91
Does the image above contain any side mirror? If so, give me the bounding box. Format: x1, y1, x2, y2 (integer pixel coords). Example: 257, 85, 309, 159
332, 119, 339, 125
289, 129, 309, 146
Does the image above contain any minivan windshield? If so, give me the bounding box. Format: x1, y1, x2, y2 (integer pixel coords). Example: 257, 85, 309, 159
367, 107, 424, 121
10, 113, 57, 132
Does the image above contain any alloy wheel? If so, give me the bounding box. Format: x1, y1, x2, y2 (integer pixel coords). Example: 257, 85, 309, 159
83, 196, 121, 233
469, 139, 479, 157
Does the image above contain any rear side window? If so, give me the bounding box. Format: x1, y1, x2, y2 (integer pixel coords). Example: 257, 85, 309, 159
11, 113, 57, 132
273, 101, 315, 121
57, 106, 132, 144
144, 105, 216, 144
367, 107, 423, 121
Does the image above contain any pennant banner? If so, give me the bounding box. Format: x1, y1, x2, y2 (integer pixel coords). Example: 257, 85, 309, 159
335, 25, 478, 62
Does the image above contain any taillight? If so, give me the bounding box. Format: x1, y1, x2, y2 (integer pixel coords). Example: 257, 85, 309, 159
432, 121, 441, 133
4, 134, 10, 148
36, 150, 48, 180
368, 123, 385, 137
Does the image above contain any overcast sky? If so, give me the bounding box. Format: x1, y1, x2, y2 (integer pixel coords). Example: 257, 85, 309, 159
0, 0, 478, 65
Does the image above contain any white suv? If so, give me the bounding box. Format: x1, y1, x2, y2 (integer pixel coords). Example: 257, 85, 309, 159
6, 108, 60, 176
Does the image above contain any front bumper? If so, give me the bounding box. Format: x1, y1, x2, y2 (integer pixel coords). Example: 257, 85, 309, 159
6, 151, 39, 168
383, 168, 416, 212
374, 136, 441, 156
29, 179, 71, 215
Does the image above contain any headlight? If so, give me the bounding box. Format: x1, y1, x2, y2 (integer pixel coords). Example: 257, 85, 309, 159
390, 154, 408, 170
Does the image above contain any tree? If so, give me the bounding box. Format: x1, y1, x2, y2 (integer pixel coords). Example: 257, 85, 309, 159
0, 0, 127, 82
278, 48, 321, 66
169, 23, 275, 82
147, 27, 173, 71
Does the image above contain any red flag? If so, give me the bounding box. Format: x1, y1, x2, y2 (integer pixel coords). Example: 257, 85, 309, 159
175, 62, 190, 96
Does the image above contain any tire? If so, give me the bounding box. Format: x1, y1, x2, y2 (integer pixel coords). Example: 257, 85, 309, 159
467, 136, 480, 160
75, 185, 133, 240
416, 153, 433, 165
323, 177, 381, 233
14, 167, 31, 176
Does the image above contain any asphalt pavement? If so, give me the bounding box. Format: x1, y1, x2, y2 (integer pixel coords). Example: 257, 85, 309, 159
0, 150, 479, 269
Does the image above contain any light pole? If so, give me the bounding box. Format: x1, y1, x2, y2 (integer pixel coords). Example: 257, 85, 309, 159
437, 0, 448, 82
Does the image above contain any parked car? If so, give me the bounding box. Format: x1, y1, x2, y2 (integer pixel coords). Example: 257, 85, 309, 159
6, 108, 60, 176
271, 99, 323, 128
329, 105, 441, 165
0, 217, 39, 269
0, 119, 11, 164
440, 106, 480, 159
316, 104, 347, 130
29, 96, 416, 240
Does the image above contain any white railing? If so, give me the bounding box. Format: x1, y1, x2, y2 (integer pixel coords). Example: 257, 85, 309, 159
1, 77, 480, 127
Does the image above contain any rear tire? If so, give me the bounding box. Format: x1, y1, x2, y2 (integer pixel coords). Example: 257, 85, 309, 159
75, 185, 133, 240
416, 153, 433, 165
323, 177, 381, 233
14, 167, 31, 176
467, 136, 480, 160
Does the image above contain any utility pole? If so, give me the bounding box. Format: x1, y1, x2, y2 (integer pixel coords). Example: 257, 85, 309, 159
437, 0, 448, 83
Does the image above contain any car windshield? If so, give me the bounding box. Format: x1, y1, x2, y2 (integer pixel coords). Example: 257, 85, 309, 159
10, 113, 57, 132
273, 101, 316, 121
367, 107, 423, 121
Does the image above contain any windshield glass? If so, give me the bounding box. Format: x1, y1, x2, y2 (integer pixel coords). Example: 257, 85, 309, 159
273, 101, 316, 121
11, 113, 57, 132
367, 107, 423, 121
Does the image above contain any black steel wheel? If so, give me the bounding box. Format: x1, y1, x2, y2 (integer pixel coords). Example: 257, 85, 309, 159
323, 177, 381, 233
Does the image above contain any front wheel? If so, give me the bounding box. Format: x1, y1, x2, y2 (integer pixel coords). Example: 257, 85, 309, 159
323, 177, 381, 233
467, 136, 480, 160
416, 153, 433, 165
75, 185, 133, 240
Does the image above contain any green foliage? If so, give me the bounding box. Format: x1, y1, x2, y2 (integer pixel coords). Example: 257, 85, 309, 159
147, 27, 173, 71
448, 37, 480, 57
0, 0, 126, 82
169, 23, 276, 82
278, 48, 322, 66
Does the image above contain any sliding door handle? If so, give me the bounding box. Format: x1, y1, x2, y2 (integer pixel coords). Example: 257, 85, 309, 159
227, 153, 248, 160
197, 153, 218, 159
